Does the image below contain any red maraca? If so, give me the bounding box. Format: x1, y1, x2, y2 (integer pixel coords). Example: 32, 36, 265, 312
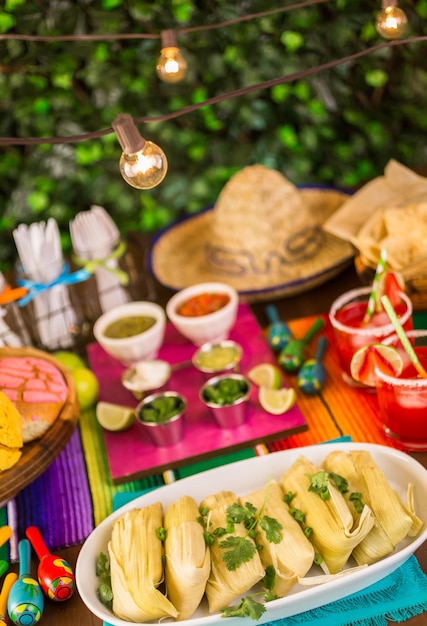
25, 526, 75, 602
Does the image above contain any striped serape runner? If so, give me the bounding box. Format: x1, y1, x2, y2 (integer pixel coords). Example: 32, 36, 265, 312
2, 310, 426, 560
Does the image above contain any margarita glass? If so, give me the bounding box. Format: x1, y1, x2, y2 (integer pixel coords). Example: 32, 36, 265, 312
329, 286, 413, 385
378, 330, 427, 451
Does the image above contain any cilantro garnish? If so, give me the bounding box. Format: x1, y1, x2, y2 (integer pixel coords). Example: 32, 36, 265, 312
204, 531, 216, 546
308, 470, 348, 500
220, 595, 267, 620
308, 471, 330, 500
263, 564, 276, 592
349, 491, 365, 514
289, 506, 305, 523
96, 552, 113, 610
156, 526, 167, 541
219, 535, 257, 571
216, 501, 283, 572
260, 515, 282, 544
227, 501, 257, 524
283, 491, 295, 504
329, 472, 349, 494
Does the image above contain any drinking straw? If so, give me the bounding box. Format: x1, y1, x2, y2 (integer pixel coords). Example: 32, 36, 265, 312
363, 247, 388, 324
380, 294, 427, 378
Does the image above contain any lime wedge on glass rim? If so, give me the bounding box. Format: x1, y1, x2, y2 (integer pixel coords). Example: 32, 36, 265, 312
258, 386, 297, 415
350, 344, 403, 387
96, 402, 136, 431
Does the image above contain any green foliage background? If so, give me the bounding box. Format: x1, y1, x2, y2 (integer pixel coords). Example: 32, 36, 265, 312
0, 0, 426, 271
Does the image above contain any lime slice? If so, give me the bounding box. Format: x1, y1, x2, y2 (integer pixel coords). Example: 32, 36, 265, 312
350, 344, 403, 386
258, 387, 297, 415
247, 363, 282, 389
96, 401, 136, 431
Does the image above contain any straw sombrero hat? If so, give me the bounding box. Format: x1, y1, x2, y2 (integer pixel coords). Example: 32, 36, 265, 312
150, 165, 355, 302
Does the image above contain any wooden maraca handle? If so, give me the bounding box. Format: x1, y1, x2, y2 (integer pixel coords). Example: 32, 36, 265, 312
26, 526, 49, 560
0, 572, 18, 620
18, 539, 32, 576
301, 317, 325, 345
0, 527, 11, 549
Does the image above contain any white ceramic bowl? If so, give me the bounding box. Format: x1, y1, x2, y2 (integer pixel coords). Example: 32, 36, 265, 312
166, 282, 238, 346
93, 301, 166, 366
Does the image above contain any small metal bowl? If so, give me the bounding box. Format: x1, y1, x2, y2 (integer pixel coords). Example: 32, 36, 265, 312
121, 359, 172, 399
192, 340, 242, 375
199, 373, 251, 429
136, 391, 186, 446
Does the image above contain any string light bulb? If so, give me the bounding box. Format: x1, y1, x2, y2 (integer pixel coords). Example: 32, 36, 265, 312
111, 113, 167, 190
375, 0, 408, 40
156, 29, 187, 83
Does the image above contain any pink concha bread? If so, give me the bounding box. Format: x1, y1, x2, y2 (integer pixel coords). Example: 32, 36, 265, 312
0, 356, 69, 443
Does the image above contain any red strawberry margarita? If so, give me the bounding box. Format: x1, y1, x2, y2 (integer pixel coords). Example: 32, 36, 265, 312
329, 285, 413, 385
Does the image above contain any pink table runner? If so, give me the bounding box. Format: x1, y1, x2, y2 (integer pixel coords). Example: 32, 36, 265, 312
88, 303, 307, 483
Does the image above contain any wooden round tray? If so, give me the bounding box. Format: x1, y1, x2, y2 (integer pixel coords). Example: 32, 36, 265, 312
0, 346, 79, 505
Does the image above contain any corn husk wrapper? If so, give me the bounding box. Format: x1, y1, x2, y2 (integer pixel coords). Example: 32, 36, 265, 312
108, 504, 178, 622
407, 484, 424, 537
164, 495, 211, 620
200, 490, 265, 613
322, 450, 423, 565
241, 481, 314, 597
279, 456, 375, 574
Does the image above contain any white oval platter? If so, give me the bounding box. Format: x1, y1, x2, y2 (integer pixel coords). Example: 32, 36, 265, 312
76, 442, 427, 626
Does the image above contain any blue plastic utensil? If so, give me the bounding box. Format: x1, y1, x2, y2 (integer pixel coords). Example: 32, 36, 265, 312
265, 304, 293, 353
8, 539, 44, 626
297, 336, 328, 395
278, 317, 325, 373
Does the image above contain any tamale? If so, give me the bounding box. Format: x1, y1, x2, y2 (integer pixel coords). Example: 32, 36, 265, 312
200, 490, 265, 613
279, 456, 375, 574
108, 503, 178, 622
322, 450, 394, 564
322, 450, 423, 565
241, 480, 315, 597
164, 495, 211, 620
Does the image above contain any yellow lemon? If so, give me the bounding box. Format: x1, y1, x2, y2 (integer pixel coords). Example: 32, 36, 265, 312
96, 401, 136, 431
247, 363, 282, 389
258, 386, 297, 415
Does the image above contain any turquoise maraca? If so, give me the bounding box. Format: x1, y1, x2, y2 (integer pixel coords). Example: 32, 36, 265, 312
278, 317, 325, 373
8, 539, 44, 626
297, 336, 328, 395
265, 304, 293, 353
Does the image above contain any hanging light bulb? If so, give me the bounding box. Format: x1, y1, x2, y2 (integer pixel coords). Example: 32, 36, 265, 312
111, 113, 167, 190
375, 0, 408, 40
156, 29, 187, 83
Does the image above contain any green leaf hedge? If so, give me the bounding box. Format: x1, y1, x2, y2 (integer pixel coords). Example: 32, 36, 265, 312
0, 0, 426, 271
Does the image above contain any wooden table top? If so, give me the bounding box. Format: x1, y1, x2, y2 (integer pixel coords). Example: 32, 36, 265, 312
8, 263, 427, 626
